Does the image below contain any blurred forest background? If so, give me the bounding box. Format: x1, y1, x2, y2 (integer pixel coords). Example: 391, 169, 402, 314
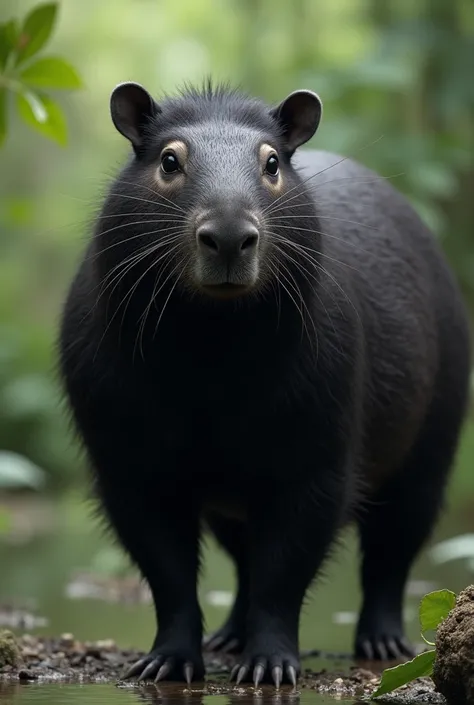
0, 0, 473, 494
0, 0, 473, 652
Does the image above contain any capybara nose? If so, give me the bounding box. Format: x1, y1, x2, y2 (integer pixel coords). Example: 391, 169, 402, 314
196, 221, 259, 261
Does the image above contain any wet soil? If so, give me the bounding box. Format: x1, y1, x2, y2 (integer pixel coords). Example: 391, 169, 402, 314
0, 634, 445, 703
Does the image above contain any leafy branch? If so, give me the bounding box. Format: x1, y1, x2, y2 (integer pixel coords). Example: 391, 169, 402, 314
0, 2, 82, 147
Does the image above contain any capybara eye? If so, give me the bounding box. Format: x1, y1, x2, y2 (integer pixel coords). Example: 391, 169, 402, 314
161, 151, 180, 174
265, 154, 279, 176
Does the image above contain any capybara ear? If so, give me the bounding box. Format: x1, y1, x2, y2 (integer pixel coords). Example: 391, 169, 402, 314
110, 82, 160, 149
270, 89, 322, 155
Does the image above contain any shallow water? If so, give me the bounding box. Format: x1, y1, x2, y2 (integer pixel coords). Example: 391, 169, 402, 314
1, 491, 472, 655
0, 681, 362, 705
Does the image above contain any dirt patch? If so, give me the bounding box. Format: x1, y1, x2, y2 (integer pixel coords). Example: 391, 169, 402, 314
0, 633, 235, 683
301, 668, 444, 703
0, 634, 445, 703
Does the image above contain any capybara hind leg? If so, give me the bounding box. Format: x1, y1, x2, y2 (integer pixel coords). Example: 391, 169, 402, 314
356, 407, 463, 661
203, 513, 248, 654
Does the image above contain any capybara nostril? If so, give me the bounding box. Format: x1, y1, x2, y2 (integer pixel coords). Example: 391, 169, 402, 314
197, 228, 219, 253
240, 232, 259, 251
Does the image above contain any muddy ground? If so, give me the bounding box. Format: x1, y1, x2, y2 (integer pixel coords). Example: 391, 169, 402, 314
0, 634, 446, 703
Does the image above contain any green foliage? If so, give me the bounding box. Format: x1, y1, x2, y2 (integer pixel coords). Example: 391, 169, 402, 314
372, 650, 436, 698
0, 630, 20, 668
14, 3, 57, 65
17, 89, 67, 146
372, 589, 456, 699
0, 447, 45, 542
430, 534, 474, 573
0, 450, 45, 489
0, 0, 472, 490
19, 56, 82, 90
419, 589, 456, 645
0, 20, 17, 72
0, 2, 82, 146
0, 321, 81, 489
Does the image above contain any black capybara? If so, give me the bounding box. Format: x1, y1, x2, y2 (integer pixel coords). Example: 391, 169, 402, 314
58, 80, 471, 687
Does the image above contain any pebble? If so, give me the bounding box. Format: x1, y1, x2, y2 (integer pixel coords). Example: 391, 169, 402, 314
94, 639, 116, 652
60, 633, 75, 649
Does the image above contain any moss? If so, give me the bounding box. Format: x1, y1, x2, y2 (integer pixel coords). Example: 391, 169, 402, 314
0, 630, 20, 668
432, 584, 474, 705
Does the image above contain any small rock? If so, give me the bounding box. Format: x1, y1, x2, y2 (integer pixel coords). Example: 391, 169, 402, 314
95, 639, 116, 652
60, 633, 75, 649
20, 635, 37, 647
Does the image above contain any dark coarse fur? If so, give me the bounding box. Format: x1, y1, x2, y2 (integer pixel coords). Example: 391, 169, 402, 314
58, 79, 471, 686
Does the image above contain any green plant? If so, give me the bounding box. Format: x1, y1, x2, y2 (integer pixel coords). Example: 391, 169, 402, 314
0, 0, 472, 492
0, 630, 20, 667
372, 589, 456, 698
430, 534, 474, 573
0, 3, 85, 490
0, 450, 45, 490
0, 2, 82, 146
0, 450, 45, 538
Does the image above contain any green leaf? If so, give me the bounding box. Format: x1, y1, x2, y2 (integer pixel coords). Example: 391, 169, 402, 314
0, 451, 45, 490
420, 589, 456, 640
19, 56, 82, 90
371, 650, 436, 698
15, 3, 58, 66
18, 89, 48, 123
0, 88, 6, 148
0, 19, 18, 71
430, 534, 474, 564
16, 90, 67, 146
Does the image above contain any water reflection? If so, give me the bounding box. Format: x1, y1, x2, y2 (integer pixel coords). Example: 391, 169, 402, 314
0, 681, 365, 705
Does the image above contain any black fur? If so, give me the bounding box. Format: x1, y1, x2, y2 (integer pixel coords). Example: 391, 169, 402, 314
58, 81, 471, 685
